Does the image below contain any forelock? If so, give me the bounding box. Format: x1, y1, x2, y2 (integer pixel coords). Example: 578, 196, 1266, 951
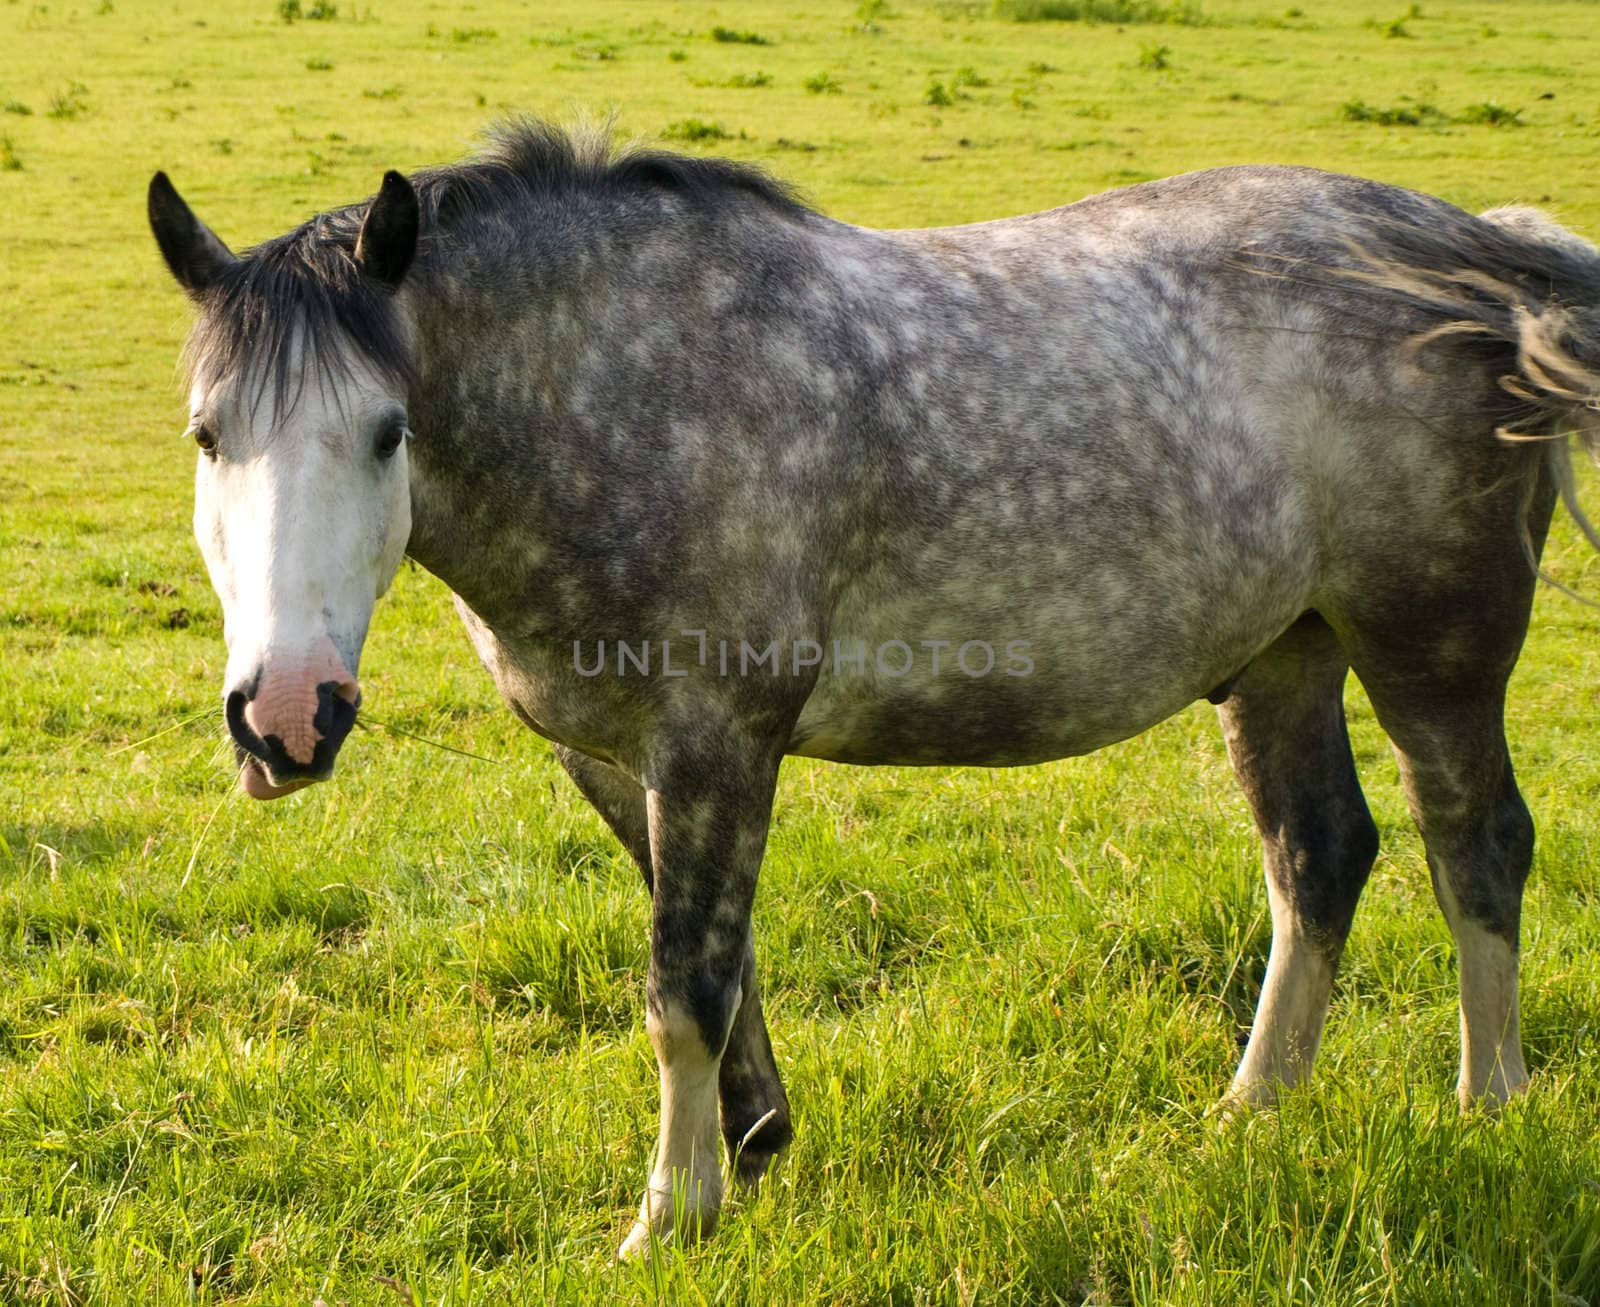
184, 221, 416, 418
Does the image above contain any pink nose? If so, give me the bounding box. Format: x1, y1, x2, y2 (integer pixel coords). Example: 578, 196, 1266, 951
229, 638, 360, 785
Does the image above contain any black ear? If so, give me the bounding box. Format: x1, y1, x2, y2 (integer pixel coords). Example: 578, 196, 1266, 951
148, 171, 237, 300
353, 170, 419, 289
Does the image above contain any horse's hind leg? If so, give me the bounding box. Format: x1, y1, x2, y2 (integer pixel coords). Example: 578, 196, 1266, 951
1218, 613, 1380, 1106
1346, 654, 1535, 1106
552, 745, 793, 1179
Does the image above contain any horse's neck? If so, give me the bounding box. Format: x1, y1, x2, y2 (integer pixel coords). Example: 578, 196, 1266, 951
399, 199, 836, 633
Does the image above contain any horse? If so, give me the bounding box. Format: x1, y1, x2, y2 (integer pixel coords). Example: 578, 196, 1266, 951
147, 119, 1600, 1257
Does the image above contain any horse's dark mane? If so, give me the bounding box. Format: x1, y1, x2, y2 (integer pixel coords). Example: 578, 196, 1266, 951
415, 116, 807, 231
185, 118, 809, 413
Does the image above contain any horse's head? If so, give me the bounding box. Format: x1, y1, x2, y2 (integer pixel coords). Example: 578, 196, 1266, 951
148, 170, 420, 799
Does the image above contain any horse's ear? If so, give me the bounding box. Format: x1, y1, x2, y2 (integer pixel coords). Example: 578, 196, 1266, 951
148, 171, 237, 300
354, 170, 419, 290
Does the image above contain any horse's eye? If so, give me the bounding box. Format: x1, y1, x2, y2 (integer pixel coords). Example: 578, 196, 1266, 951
375, 421, 407, 460
192, 424, 217, 458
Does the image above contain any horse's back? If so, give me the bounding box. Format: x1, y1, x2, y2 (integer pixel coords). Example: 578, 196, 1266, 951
787, 168, 1554, 767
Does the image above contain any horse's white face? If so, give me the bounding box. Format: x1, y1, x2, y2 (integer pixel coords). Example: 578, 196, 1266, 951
149, 167, 421, 799
188, 352, 411, 798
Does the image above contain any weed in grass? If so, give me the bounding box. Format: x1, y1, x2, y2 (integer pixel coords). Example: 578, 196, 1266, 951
1075, 101, 1111, 118
804, 71, 843, 94
858, 0, 894, 17
774, 137, 818, 150
452, 26, 496, 42
1137, 43, 1172, 70
1460, 99, 1523, 126
277, 0, 299, 18
716, 71, 770, 88
1011, 87, 1036, 109
926, 80, 957, 106
1367, 16, 1412, 38
362, 84, 401, 99
663, 117, 729, 141
1340, 96, 1446, 126
996, 0, 1204, 23
668, 48, 688, 61
212, 138, 233, 154
574, 43, 619, 61
1026, 60, 1058, 74
955, 65, 989, 87
305, 57, 332, 70
0, 136, 19, 171
2, 100, 30, 115
711, 25, 770, 44
45, 82, 86, 119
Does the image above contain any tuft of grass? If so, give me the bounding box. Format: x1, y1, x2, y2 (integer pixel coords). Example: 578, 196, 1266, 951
362, 84, 402, 99
722, 71, 771, 88
711, 25, 770, 44
45, 82, 87, 120
1340, 96, 1446, 126
1341, 97, 1518, 128
925, 80, 956, 106
1367, 16, 1411, 38
667, 48, 688, 61
995, 0, 1204, 23
1137, 42, 1172, 70
305, 57, 332, 71
0, 136, 20, 171
662, 117, 730, 142
2, 100, 30, 115
804, 71, 843, 94
1459, 99, 1523, 126
451, 26, 497, 42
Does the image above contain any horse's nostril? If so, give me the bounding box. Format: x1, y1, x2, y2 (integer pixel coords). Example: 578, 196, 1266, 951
314, 680, 360, 755
225, 687, 272, 762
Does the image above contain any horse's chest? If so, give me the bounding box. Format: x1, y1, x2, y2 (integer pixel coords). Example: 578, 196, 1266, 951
452, 596, 644, 764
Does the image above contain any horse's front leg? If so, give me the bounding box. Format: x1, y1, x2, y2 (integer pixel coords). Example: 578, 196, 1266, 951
617, 738, 781, 1260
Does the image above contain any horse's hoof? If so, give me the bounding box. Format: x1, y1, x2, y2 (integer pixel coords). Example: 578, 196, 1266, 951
616, 1221, 656, 1262
731, 1146, 783, 1189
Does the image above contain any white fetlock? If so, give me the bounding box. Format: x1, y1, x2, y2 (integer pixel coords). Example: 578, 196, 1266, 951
616, 1177, 720, 1261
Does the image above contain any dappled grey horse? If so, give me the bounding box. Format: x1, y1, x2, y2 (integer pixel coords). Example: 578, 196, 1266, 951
149, 120, 1600, 1254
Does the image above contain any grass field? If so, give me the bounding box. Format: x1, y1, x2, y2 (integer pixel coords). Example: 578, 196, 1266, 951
8, 0, 1600, 1301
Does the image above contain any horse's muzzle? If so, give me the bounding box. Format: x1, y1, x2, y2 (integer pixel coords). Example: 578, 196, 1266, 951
225, 648, 360, 799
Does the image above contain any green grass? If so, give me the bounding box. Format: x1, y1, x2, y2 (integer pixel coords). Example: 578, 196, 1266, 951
6, 0, 1600, 1300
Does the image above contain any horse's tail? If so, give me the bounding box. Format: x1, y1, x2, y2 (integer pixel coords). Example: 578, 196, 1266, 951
1344, 203, 1600, 571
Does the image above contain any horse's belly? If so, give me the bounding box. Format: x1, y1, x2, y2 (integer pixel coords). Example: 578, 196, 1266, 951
789, 646, 1234, 766
788, 560, 1313, 767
